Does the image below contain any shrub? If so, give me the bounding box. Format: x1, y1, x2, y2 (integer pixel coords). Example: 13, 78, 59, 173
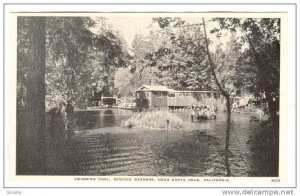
122, 110, 183, 130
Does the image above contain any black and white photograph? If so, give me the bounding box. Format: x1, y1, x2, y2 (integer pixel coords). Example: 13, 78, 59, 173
1, 3, 299, 196
2, 1, 300, 196
15, 14, 282, 178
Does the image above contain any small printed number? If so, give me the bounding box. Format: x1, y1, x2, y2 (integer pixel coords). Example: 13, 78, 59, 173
271, 179, 280, 182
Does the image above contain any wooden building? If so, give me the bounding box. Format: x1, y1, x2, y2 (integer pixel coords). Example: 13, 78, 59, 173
135, 85, 174, 110
135, 85, 222, 110
167, 90, 222, 109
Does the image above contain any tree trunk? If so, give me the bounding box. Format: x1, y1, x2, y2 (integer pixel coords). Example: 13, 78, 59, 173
265, 89, 279, 122
17, 17, 46, 174
202, 18, 231, 176
224, 95, 231, 176
64, 19, 76, 138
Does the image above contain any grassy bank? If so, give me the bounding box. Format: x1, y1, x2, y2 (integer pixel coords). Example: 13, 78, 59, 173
122, 110, 183, 130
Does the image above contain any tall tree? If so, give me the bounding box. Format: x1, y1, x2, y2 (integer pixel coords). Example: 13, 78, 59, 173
45, 17, 128, 109
92, 31, 127, 97
16, 16, 129, 174
213, 33, 243, 95
45, 17, 95, 109
17, 17, 46, 174
149, 17, 212, 90
114, 33, 158, 97
202, 18, 233, 176
212, 18, 280, 121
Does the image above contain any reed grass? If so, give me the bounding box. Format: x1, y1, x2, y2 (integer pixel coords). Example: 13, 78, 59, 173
122, 110, 183, 130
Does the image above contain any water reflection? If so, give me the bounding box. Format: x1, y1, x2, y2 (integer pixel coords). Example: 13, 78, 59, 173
151, 130, 222, 176
47, 109, 279, 177
103, 110, 115, 127
75, 109, 132, 130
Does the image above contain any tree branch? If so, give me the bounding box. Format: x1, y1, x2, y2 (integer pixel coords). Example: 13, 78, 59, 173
202, 18, 229, 98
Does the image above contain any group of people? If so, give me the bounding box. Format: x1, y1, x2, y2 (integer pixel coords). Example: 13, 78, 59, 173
190, 104, 216, 117
169, 104, 217, 118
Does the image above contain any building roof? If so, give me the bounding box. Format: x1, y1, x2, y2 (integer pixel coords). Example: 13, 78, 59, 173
135, 85, 176, 92
135, 85, 217, 93
170, 90, 218, 93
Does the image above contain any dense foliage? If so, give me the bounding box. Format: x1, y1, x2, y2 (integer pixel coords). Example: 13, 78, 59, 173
212, 18, 280, 120
18, 17, 128, 110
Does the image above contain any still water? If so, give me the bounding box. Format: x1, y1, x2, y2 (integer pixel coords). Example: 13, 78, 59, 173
52, 109, 279, 177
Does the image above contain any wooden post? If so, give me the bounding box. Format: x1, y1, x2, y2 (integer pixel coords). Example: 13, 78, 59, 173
166, 119, 170, 169
166, 119, 169, 145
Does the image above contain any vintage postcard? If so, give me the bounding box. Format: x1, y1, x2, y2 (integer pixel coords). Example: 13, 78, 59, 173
3, 5, 297, 189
